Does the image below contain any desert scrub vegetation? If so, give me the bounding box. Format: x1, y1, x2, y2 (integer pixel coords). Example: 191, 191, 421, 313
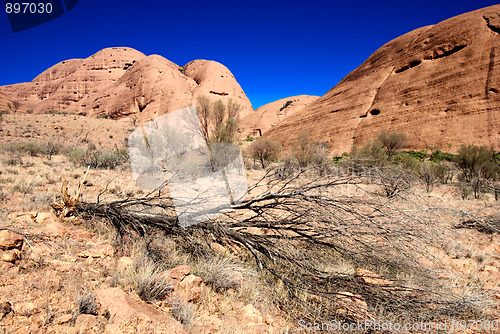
249, 137, 282, 168
60, 162, 495, 329
1, 140, 64, 160
196, 96, 241, 144
343, 132, 499, 199
128, 255, 173, 302
75, 292, 99, 316
194, 256, 247, 293
66, 144, 128, 170
289, 132, 329, 168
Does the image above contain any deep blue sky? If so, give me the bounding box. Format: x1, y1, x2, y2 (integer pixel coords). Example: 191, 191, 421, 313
0, 0, 498, 108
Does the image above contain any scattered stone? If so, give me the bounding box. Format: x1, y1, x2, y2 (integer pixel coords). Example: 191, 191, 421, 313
78, 244, 114, 258
0, 301, 12, 319
178, 274, 204, 302
210, 242, 227, 254
241, 304, 263, 324
96, 286, 186, 333
55, 313, 73, 324
2, 249, 21, 263
0, 230, 23, 250
14, 302, 37, 316
41, 222, 67, 236
75, 314, 107, 333
31, 211, 58, 224
191, 324, 219, 334
166, 265, 191, 289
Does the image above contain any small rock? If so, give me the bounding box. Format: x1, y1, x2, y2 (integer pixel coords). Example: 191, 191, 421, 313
190, 324, 218, 334
78, 244, 113, 258
32, 211, 57, 224
70, 229, 94, 240
166, 265, 191, 290
0, 301, 12, 319
75, 314, 107, 333
210, 243, 227, 254
494, 244, 500, 254
42, 222, 67, 236
178, 274, 203, 302
14, 302, 37, 316
2, 249, 21, 263
55, 313, 73, 324
168, 265, 191, 281
0, 230, 23, 250
241, 304, 263, 323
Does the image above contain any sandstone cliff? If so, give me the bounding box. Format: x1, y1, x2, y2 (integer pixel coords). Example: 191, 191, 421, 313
239, 95, 319, 138
0, 47, 253, 122
265, 5, 500, 154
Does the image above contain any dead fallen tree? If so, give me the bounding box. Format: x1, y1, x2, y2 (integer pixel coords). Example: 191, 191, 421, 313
51, 165, 492, 325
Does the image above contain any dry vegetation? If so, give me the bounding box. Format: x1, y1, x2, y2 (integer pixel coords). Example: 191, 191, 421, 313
0, 112, 499, 333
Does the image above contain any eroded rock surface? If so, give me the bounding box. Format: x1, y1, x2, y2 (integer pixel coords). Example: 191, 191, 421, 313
266, 5, 500, 154
0, 47, 253, 123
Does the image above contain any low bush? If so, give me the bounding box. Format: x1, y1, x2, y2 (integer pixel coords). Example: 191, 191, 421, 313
195, 256, 246, 293
75, 292, 99, 316
249, 137, 282, 168
377, 130, 407, 156
349, 140, 388, 168
129, 256, 173, 302
290, 132, 329, 168
456, 144, 498, 182
66, 145, 128, 169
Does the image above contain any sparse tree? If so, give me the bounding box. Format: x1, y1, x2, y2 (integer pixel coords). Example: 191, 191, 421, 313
419, 161, 437, 193
250, 137, 282, 168
377, 130, 407, 156
290, 132, 329, 168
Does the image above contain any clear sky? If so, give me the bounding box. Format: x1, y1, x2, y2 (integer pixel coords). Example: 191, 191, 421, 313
0, 0, 498, 109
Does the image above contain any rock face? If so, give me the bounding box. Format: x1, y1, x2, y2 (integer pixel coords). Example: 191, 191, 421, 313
239, 95, 319, 138
0, 47, 253, 122
265, 5, 500, 154
0, 91, 26, 113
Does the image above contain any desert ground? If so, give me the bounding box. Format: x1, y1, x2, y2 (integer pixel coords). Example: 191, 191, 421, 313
0, 112, 499, 333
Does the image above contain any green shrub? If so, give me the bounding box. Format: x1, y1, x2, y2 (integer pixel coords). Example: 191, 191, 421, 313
456, 145, 498, 182
429, 149, 455, 162
66, 147, 86, 165
393, 152, 420, 172
279, 100, 293, 112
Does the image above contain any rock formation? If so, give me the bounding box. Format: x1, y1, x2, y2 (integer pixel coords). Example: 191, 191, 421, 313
0, 47, 253, 122
265, 5, 500, 154
0, 92, 22, 113
239, 95, 319, 138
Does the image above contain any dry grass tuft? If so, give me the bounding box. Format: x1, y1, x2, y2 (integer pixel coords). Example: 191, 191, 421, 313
129, 256, 173, 302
